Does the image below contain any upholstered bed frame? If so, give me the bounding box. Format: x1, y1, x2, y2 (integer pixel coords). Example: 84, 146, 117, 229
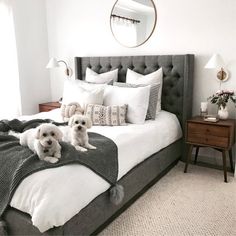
4, 54, 194, 235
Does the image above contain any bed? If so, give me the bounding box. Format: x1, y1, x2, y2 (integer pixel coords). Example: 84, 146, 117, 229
2, 54, 194, 235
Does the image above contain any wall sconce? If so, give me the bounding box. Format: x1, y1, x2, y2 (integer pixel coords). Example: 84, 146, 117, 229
46, 57, 73, 77
205, 53, 229, 82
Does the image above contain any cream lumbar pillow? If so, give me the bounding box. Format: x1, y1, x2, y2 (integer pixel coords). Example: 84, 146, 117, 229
85, 67, 118, 84
61, 102, 84, 122
126, 68, 163, 114
103, 85, 150, 124
85, 104, 127, 126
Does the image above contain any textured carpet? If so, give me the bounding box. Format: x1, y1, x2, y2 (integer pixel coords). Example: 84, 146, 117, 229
99, 162, 236, 236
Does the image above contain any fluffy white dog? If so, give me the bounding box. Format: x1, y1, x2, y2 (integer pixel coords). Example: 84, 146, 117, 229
64, 114, 96, 152
20, 123, 63, 163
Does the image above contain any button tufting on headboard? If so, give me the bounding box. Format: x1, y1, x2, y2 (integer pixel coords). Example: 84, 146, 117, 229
74, 55, 194, 130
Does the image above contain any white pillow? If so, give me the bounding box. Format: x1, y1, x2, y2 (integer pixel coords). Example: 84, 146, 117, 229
85, 67, 118, 84
62, 79, 104, 108
103, 85, 150, 124
114, 82, 160, 120
74, 79, 106, 90
126, 68, 163, 113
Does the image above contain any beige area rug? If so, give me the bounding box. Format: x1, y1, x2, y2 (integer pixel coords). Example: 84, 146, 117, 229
99, 162, 236, 236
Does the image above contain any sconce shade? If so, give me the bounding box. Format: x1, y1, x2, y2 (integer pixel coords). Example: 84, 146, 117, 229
205, 53, 225, 69
46, 57, 60, 68
205, 53, 228, 82
46, 57, 73, 77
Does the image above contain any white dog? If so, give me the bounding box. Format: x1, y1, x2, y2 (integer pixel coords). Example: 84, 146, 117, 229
66, 114, 96, 152
20, 123, 63, 163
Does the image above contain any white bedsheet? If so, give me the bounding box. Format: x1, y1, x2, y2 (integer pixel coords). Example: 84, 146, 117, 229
10, 109, 182, 232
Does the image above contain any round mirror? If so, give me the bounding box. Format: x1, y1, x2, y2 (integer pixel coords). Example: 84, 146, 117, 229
110, 0, 157, 48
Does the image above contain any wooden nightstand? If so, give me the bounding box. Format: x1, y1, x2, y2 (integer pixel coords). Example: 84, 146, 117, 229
39, 102, 61, 112
184, 116, 235, 182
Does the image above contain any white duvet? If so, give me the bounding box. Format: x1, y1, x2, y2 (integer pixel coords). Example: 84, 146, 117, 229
10, 109, 182, 232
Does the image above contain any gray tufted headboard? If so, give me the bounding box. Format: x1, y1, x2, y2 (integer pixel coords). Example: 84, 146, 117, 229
74, 55, 194, 130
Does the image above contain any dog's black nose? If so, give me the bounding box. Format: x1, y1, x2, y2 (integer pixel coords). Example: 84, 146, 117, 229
78, 126, 82, 130
47, 140, 52, 145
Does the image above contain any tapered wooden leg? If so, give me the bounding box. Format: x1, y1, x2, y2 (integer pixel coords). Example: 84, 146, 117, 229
222, 150, 228, 183
194, 146, 199, 164
229, 149, 234, 172
184, 144, 193, 173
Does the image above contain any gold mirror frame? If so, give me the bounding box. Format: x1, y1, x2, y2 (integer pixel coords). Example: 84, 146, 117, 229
110, 0, 157, 48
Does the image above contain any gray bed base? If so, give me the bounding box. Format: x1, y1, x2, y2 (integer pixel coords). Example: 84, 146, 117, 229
3, 54, 194, 235
4, 139, 182, 235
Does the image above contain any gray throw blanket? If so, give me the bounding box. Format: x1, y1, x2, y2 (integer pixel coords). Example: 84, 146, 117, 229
0, 119, 124, 235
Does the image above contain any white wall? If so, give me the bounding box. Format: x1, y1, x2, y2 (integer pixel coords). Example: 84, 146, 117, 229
46, 0, 236, 117
8, 0, 235, 165
12, 0, 51, 115
45, 0, 236, 164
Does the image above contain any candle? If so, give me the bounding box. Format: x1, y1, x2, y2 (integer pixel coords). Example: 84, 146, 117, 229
200, 102, 208, 112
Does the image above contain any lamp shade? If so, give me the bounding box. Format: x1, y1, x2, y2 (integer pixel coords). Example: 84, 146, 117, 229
205, 53, 225, 69
46, 57, 60, 68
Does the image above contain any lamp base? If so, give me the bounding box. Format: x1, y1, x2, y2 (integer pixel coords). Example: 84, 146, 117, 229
217, 68, 228, 82
65, 67, 73, 77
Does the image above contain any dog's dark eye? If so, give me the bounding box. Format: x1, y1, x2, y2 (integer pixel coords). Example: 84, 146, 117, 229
43, 133, 47, 137
51, 132, 55, 136
82, 121, 86, 125
75, 121, 79, 124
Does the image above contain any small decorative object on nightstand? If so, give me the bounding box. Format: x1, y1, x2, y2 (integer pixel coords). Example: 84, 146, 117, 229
208, 90, 236, 120
39, 102, 61, 112
200, 102, 208, 117
184, 116, 235, 182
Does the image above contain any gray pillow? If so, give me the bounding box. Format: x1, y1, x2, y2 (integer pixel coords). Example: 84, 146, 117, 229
114, 82, 160, 120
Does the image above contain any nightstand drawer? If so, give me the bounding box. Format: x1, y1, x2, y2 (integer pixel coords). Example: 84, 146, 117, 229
39, 105, 55, 112
187, 122, 229, 148
185, 116, 235, 182
39, 102, 61, 112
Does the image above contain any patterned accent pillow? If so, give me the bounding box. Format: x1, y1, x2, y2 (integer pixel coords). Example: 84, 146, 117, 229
85, 104, 127, 126
114, 82, 160, 120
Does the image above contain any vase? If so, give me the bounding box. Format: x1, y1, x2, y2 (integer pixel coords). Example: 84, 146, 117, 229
218, 105, 229, 120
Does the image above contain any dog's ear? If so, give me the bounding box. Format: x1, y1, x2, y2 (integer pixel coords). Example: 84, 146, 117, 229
55, 128, 63, 141
68, 116, 74, 127
86, 117, 92, 129
35, 127, 41, 139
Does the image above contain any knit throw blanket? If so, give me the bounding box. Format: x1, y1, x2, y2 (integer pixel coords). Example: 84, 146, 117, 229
0, 119, 122, 235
